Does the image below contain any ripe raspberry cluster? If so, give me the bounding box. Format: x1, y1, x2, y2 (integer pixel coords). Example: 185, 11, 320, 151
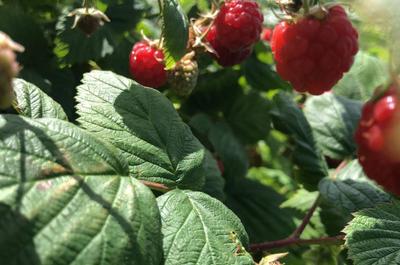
355, 86, 400, 196
129, 41, 167, 88
271, 5, 359, 95
206, 0, 263, 66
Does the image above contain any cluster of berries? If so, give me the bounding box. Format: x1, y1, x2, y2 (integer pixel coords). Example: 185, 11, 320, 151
128, 0, 359, 97
128, 0, 263, 89
356, 86, 400, 196
129, 41, 198, 96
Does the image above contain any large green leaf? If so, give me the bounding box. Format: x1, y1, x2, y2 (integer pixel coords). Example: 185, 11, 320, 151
345, 202, 400, 265
162, 0, 189, 69
225, 92, 272, 144
14, 79, 67, 120
334, 52, 390, 101
271, 92, 328, 190
304, 93, 362, 160
0, 115, 162, 265
157, 189, 254, 265
76, 71, 205, 190
319, 160, 391, 217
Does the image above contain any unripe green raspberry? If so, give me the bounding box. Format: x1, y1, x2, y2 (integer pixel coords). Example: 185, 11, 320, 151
168, 52, 199, 97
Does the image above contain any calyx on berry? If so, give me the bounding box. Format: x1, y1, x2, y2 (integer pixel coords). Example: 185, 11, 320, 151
276, 0, 303, 14
0, 32, 24, 109
271, 4, 359, 95
68, 7, 110, 36
355, 85, 400, 196
129, 39, 167, 89
168, 51, 199, 97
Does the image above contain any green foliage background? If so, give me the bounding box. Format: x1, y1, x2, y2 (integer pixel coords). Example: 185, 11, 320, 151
0, 0, 398, 264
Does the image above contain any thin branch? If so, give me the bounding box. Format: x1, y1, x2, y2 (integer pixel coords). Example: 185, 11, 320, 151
290, 194, 321, 239
249, 235, 345, 253
140, 180, 170, 193
249, 193, 329, 254
333, 160, 348, 177
158, 0, 163, 13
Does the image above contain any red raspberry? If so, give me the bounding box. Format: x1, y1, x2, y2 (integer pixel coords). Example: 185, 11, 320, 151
206, 25, 252, 66
210, 0, 263, 52
355, 86, 400, 196
271, 5, 359, 95
129, 41, 167, 88
261, 27, 273, 42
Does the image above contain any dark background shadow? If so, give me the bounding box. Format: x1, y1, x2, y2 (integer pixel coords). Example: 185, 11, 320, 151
0, 203, 41, 265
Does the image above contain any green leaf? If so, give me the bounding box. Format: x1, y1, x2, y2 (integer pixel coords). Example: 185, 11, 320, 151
209, 122, 249, 180
190, 114, 249, 181
197, 0, 210, 12
76, 71, 205, 190
281, 189, 319, 212
225, 179, 296, 243
99, 37, 133, 77
345, 202, 400, 265
105, 2, 144, 33
182, 69, 242, 115
319, 160, 391, 217
162, 0, 189, 69
271, 92, 328, 190
157, 189, 254, 265
225, 92, 272, 144
202, 150, 226, 201
179, 0, 197, 13
0, 115, 162, 265
334, 52, 390, 101
13, 79, 68, 120
304, 93, 362, 160
243, 54, 290, 91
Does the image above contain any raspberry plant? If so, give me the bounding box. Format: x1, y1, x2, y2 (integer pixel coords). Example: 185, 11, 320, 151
0, 0, 400, 265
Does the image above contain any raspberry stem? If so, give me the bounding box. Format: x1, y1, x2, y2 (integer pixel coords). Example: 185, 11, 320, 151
82, 0, 94, 10
140, 180, 170, 192
158, 0, 163, 13
249, 235, 345, 252
290, 194, 321, 239
248, 193, 333, 253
